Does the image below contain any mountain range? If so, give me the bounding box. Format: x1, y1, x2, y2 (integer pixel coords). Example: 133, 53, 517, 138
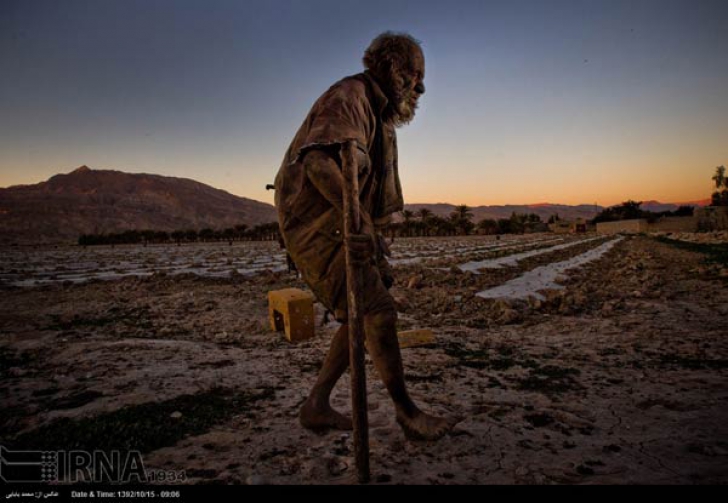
401, 199, 709, 224
0, 166, 709, 244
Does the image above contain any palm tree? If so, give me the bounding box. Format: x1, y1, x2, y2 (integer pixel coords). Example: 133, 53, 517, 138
712, 165, 728, 206
450, 205, 474, 235
171, 230, 185, 246
416, 208, 433, 236
508, 212, 525, 234
712, 165, 726, 190
451, 204, 473, 222
401, 210, 415, 237
184, 229, 198, 242
234, 224, 248, 241
477, 218, 498, 235
223, 228, 236, 244
199, 228, 215, 242
441, 218, 457, 236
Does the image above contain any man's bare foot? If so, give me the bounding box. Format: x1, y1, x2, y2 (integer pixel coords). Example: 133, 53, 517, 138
299, 399, 353, 431
396, 409, 459, 441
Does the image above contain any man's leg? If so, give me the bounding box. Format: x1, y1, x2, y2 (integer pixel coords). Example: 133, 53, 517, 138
364, 307, 457, 440
299, 323, 353, 430
296, 253, 456, 438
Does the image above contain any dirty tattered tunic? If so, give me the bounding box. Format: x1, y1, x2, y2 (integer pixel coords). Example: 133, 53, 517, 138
274, 71, 403, 319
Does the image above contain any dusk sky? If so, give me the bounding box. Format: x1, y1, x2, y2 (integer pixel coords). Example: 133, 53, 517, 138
1, 0, 726, 207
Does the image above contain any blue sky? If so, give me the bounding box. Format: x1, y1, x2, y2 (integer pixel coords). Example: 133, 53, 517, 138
1, 0, 726, 206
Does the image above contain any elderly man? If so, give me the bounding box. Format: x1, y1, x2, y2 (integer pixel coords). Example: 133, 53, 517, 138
274, 32, 456, 440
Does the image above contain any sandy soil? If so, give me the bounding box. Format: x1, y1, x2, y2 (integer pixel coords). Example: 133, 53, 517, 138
1, 234, 727, 485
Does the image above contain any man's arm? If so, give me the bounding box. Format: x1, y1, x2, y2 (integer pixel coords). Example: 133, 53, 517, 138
303, 148, 394, 286
302, 148, 374, 235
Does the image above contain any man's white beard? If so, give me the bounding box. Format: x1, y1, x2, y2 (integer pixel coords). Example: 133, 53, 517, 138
394, 89, 419, 128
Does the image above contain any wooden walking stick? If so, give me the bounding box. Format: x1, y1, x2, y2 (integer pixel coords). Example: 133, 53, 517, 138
340, 140, 371, 483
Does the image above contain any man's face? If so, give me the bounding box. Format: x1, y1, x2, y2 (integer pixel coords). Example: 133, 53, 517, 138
395, 48, 425, 127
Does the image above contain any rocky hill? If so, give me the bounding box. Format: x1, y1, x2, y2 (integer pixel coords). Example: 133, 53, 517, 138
0, 166, 277, 244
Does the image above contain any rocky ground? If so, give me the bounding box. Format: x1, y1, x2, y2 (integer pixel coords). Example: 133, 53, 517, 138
1, 234, 727, 485
652, 231, 728, 246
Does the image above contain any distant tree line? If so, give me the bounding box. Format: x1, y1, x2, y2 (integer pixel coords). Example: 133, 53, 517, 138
590, 200, 694, 225
381, 205, 547, 237
78, 223, 281, 246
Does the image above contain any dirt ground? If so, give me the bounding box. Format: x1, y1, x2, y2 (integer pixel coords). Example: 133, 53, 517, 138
1, 234, 727, 485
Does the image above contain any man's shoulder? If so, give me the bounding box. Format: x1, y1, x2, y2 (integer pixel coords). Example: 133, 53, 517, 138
320, 73, 370, 104
332, 72, 368, 92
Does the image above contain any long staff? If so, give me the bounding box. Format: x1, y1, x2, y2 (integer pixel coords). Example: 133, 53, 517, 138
340, 140, 370, 483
